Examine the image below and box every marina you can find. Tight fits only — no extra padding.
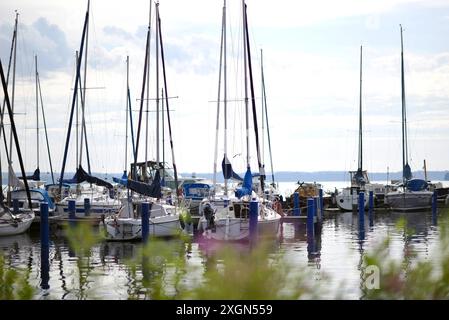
[1,0,449,301]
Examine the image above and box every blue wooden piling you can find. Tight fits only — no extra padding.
[319,189,324,221]
[368,190,374,227]
[84,198,91,217]
[249,200,259,243]
[68,199,76,228]
[293,192,300,216]
[40,202,50,289]
[141,202,150,243]
[313,197,318,218]
[358,192,365,230]
[12,198,19,214]
[432,190,438,224]
[40,202,49,247]
[307,198,315,239]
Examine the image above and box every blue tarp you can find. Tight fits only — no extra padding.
[406,178,428,192]
[235,167,253,198]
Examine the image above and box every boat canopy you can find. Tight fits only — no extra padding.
[183,183,211,200]
[61,166,113,189]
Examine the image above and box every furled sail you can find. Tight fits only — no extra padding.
[235,167,253,198]
[62,165,113,189]
[20,168,40,181]
[221,155,243,181]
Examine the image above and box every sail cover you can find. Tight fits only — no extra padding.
[20,168,40,181]
[222,155,243,181]
[113,170,128,186]
[127,169,162,198]
[62,166,113,189]
[235,167,253,199]
[403,163,412,181]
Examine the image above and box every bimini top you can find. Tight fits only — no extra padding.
[406,178,428,192]
[11,188,55,209]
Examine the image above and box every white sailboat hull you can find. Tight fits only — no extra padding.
[0,212,35,236]
[385,190,433,211]
[102,215,182,241]
[201,215,281,241]
[336,190,369,211]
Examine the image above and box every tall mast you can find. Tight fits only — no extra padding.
[145,2,152,181]
[37,66,55,183]
[162,88,165,183]
[260,49,264,169]
[125,56,130,172]
[358,45,363,172]
[213,0,225,193]
[156,1,160,171]
[1,59,33,210]
[59,1,89,195]
[244,3,264,193]
[75,52,79,170]
[400,24,410,182]
[8,12,18,198]
[223,0,228,195]
[242,0,250,169]
[133,10,151,180]
[261,49,276,186]
[35,55,39,170]
[158,4,179,197]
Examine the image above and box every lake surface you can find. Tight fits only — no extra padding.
[1,181,448,299]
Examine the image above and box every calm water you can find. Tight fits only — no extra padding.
[1,181,448,299]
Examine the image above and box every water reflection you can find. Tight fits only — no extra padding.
[0,207,447,299]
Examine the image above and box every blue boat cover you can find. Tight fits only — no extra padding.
[62,165,113,189]
[222,155,243,181]
[406,178,428,192]
[113,170,128,186]
[127,169,162,198]
[403,163,412,181]
[235,167,253,198]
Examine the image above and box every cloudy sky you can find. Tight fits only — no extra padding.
[1,0,449,178]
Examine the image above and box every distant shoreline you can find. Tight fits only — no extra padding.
[6,170,446,184]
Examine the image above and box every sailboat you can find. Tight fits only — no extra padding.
[0,53,35,236]
[10,55,57,221]
[102,1,182,241]
[55,1,121,220]
[336,46,386,211]
[384,25,433,211]
[199,0,281,241]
